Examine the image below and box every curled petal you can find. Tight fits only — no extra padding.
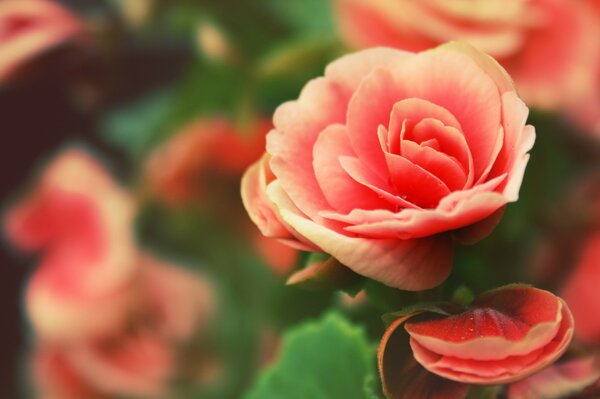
[405,285,574,384]
[268,181,453,291]
[241,154,292,238]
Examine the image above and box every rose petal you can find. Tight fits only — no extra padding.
[312,124,392,212]
[268,77,347,219]
[267,181,453,290]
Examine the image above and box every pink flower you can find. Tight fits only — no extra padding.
[379,285,574,397]
[333,0,600,110]
[0,0,85,82]
[145,118,268,206]
[508,355,600,399]
[562,232,600,345]
[4,149,139,340]
[242,43,535,290]
[32,255,215,399]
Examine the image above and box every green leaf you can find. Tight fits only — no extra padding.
[101,89,175,157]
[382,303,452,326]
[244,313,378,399]
[265,0,336,37]
[286,253,364,296]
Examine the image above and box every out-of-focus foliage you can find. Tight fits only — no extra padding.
[243,312,378,399]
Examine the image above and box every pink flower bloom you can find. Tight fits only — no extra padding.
[32,255,215,399]
[508,355,600,399]
[242,43,535,290]
[4,149,139,341]
[333,0,600,110]
[145,118,268,206]
[0,0,85,82]
[562,232,600,345]
[379,285,574,396]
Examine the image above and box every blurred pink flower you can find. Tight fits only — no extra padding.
[508,355,600,399]
[333,0,600,110]
[0,0,85,82]
[562,232,600,345]
[32,254,215,399]
[4,149,139,341]
[242,43,534,290]
[4,149,216,397]
[145,118,268,206]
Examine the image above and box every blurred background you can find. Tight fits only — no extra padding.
[2,0,600,398]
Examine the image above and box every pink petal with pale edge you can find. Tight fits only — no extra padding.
[267,77,346,219]
[240,154,291,238]
[312,124,391,213]
[322,174,507,239]
[267,181,453,290]
[405,286,563,360]
[407,287,574,385]
[346,47,503,181]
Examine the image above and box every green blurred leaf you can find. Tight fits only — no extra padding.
[102,61,248,158]
[265,0,336,37]
[244,313,378,399]
[102,89,175,157]
[451,285,475,306]
[381,303,451,326]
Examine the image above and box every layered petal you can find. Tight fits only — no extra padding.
[405,285,574,384]
[267,181,453,291]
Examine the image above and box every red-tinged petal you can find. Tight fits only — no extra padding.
[312,124,392,212]
[401,141,467,191]
[268,77,348,219]
[378,314,469,399]
[334,177,507,239]
[508,355,600,399]
[338,155,421,209]
[406,285,575,385]
[412,302,573,384]
[403,118,473,185]
[385,152,451,209]
[241,154,293,239]
[347,47,502,182]
[406,286,562,360]
[410,339,548,380]
[267,181,453,291]
[386,98,463,156]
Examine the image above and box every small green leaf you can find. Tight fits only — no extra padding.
[265,0,336,36]
[382,303,452,326]
[243,313,378,399]
[286,254,364,296]
[102,89,175,157]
